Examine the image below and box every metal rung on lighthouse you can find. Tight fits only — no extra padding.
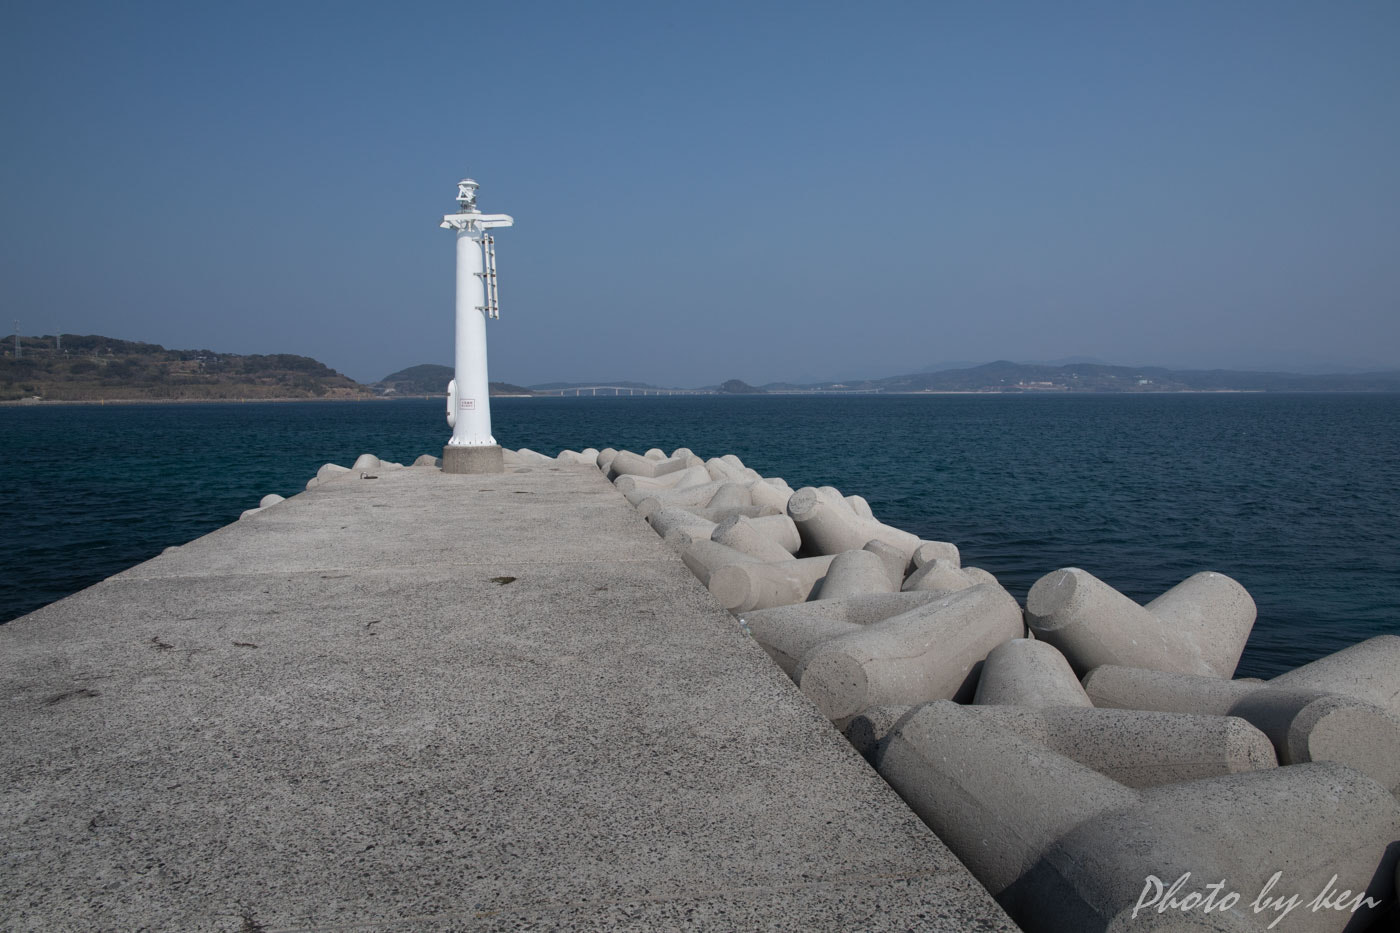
[475,234,500,319]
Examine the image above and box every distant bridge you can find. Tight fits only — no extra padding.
[762,387,886,395]
[533,385,713,397]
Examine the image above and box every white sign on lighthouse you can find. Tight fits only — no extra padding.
[439,175,514,473]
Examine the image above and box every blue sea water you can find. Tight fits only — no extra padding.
[3,394,1397,678]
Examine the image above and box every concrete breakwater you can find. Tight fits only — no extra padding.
[5,453,1023,932]
[307,442,1400,933]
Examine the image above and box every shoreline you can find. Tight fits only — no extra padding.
[0,395,388,407]
[14,389,1400,407]
[0,393,532,406]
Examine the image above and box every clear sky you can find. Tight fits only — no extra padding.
[4,1,1397,387]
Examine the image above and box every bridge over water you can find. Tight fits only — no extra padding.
[533,385,713,397]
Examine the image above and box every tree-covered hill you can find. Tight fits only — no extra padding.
[717,379,766,394]
[1,333,373,401]
[376,364,453,395]
[375,363,536,397]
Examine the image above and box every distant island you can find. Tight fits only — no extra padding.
[786,360,1400,394]
[510,362,1400,395]
[6,332,1399,403]
[375,364,535,398]
[0,334,371,402]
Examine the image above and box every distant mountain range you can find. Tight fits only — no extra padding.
[791,361,1400,394]
[384,360,1400,396]
[9,335,1399,403]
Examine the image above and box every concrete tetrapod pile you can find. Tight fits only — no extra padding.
[249,445,1399,933]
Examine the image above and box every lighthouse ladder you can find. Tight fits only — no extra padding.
[477,234,501,319]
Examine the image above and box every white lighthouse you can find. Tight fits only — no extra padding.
[440,175,514,473]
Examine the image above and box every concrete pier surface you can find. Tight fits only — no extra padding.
[0,464,1015,932]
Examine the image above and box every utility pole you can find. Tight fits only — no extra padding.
[13,321,19,359]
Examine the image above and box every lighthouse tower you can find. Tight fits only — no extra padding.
[440,175,514,474]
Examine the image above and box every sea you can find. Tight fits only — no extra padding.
[3,394,1397,678]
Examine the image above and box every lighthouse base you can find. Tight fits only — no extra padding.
[442,444,505,474]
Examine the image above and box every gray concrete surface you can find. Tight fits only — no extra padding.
[961,706,1279,788]
[786,486,922,561]
[903,558,982,595]
[746,478,794,514]
[741,591,946,630]
[870,702,1399,933]
[744,514,800,555]
[972,639,1093,708]
[679,537,760,585]
[1084,665,1400,792]
[797,583,1024,721]
[1026,568,1242,677]
[705,482,752,511]
[815,549,899,600]
[0,464,1016,933]
[861,539,908,589]
[707,554,836,613]
[709,514,793,563]
[912,540,961,570]
[1143,572,1256,678]
[442,444,505,474]
[607,450,686,480]
[744,616,863,681]
[1268,634,1400,719]
[647,506,718,542]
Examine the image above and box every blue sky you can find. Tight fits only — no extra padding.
[4,1,1397,386]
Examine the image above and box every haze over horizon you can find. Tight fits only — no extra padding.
[5,2,1397,387]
